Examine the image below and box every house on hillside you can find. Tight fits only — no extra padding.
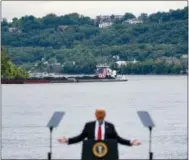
[181,54,188,59]
[8,27,21,33]
[43,61,48,65]
[113,15,124,20]
[95,14,124,25]
[123,18,143,24]
[96,15,111,22]
[112,55,120,60]
[116,61,127,67]
[99,22,113,28]
[57,25,68,31]
[116,59,138,67]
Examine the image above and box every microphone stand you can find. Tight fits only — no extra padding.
[48,127,53,160]
[149,127,153,160]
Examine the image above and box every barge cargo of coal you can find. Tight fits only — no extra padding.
[1,76,128,84]
[1,64,128,84]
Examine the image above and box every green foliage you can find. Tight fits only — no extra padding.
[148,6,188,23]
[138,13,148,22]
[118,61,185,75]
[1,7,188,74]
[1,47,28,78]
[123,13,136,20]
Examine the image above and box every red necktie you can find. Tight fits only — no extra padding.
[97,125,102,140]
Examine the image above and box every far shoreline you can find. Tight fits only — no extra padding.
[51,73,188,76]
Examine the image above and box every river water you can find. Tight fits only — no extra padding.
[2,75,187,159]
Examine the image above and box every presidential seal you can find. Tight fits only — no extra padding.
[92,142,108,158]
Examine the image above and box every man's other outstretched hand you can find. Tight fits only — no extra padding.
[58,137,68,144]
[131,139,141,146]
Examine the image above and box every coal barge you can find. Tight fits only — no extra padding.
[1,65,128,84]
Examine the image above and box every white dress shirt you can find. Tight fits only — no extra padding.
[95,120,105,140]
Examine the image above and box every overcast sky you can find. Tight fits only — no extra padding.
[2,1,187,21]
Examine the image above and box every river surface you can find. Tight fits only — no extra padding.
[2,75,187,159]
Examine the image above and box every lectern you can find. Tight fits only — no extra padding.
[47,111,65,160]
[82,139,118,160]
[137,111,155,160]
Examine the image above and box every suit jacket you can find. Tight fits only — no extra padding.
[68,121,132,146]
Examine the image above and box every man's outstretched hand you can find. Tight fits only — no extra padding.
[58,137,68,144]
[131,139,141,146]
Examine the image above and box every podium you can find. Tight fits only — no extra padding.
[82,139,118,160]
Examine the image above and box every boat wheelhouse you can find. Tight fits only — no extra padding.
[96,64,117,79]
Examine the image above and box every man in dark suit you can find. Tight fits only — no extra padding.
[58,109,141,146]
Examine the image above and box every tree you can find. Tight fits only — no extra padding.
[138,13,148,22]
[1,47,28,78]
[42,13,58,26]
[123,13,136,20]
[1,18,8,27]
[110,14,115,20]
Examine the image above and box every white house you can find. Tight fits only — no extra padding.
[181,54,188,59]
[124,18,143,24]
[97,15,123,22]
[8,27,21,33]
[116,59,138,67]
[114,15,123,19]
[116,61,127,67]
[112,55,120,60]
[132,59,138,64]
[99,22,113,28]
[43,61,48,65]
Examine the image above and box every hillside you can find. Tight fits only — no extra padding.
[1,7,188,74]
